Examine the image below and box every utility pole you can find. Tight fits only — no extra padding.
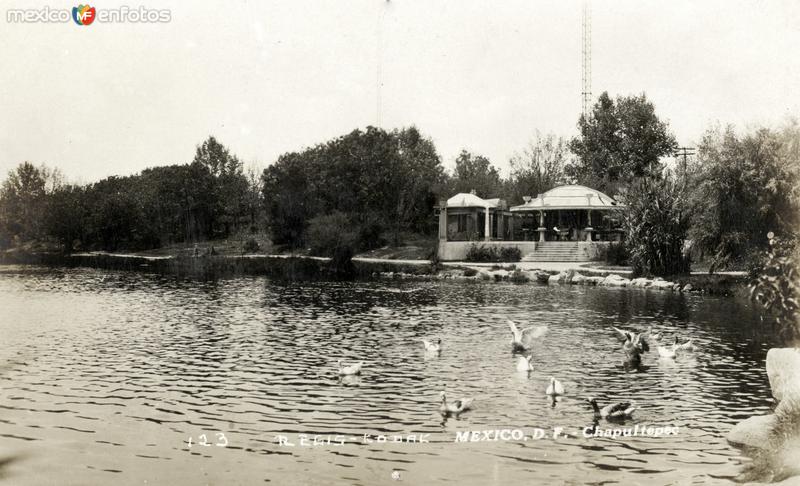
[675,146,695,175]
[675,146,696,195]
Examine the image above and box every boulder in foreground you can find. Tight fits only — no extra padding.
[727,414,778,449]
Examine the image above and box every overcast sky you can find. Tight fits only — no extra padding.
[1,0,798,183]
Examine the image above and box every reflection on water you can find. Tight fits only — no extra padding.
[0,266,778,485]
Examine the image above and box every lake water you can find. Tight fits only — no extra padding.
[0,266,778,485]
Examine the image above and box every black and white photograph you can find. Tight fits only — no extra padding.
[1,1,799,484]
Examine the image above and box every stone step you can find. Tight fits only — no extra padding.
[520,242,591,262]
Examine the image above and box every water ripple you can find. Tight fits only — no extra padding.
[0,266,777,485]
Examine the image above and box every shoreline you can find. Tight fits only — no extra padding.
[0,250,749,295]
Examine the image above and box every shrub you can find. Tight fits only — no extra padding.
[750,233,799,341]
[622,178,690,277]
[243,237,260,253]
[465,244,522,263]
[306,212,357,257]
[465,244,493,262]
[356,215,386,251]
[463,268,478,277]
[510,269,530,283]
[426,241,443,272]
[499,247,522,262]
[603,242,629,266]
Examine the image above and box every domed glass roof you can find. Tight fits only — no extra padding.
[510,185,621,211]
[446,192,501,209]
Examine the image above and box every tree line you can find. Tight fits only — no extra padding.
[1,91,798,282]
[0,137,260,252]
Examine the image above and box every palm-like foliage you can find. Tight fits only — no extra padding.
[621,176,690,277]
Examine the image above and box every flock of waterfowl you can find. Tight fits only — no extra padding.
[335,320,696,420]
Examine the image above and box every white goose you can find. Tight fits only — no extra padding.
[508,320,548,352]
[648,327,662,342]
[515,355,534,372]
[587,397,636,419]
[673,336,695,351]
[439,391,474,416]
[422,338,441,353]
[614,327,651,353]
[658,345,676,359]
[546,377,565,396]
[337,359,363,376]
[613,326,633,342]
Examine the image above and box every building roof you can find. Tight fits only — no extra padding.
[510,185,622,211]
[445,192,500,209]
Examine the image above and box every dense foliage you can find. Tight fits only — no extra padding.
[568,92,678,194]
[465,244,522,263]
[689,124,800,271]
[621,176,690,277]
[448,150,503,198]
[0,137,262,251]
[1,98,797,288]
[261,126,444,249]
[750,235,800,341]
[506,132,569,205]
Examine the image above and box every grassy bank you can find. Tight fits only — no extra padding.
[0,247,750,296]
[0,249,437,281]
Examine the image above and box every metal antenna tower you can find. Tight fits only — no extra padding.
[376,0,390,128]
[581,0,592,119]
[376,5,383,128]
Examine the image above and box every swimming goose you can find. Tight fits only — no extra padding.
[422,338,442,353]
[587,398,636,419]
[439,391,474,416]
[622,335,644,368]
[636,333,650,353]
[508,320,548,352]
[658,345,676,358]
[613,326,633,342]
[622,334,641,354]
[515,355,534,372]
[614,328,650,353]
[648,327,662,342]
[337,359,363,376]
[546,377,565,396]
[673,336,695,351]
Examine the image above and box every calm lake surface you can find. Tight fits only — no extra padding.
[0,266,778,485]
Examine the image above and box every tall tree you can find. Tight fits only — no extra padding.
[192,136,248,237]
[261,126,444,249]
[507,132,570,205]
[262,151,318,247]
[376,126,443,242]
[43,184,87,251]
[0,162,52,245]
[569,92,678,193]
[450,150,502,198]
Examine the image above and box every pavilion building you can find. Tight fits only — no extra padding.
[437,185,625,261]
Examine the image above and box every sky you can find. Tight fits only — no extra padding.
[1,0,799,183]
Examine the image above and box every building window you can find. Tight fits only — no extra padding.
[457,214,467,232]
